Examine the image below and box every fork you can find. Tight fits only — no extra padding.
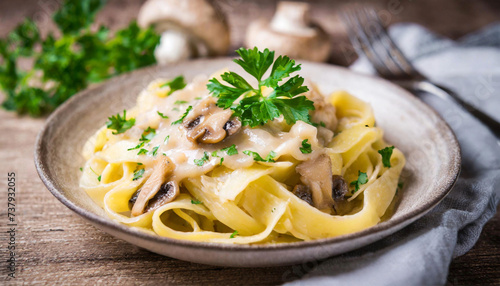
[341,5,500,139]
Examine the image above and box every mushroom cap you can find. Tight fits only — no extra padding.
[245,1,330,62]
[245,19,330,62]
[137,0,230,57]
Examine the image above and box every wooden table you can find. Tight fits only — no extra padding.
[1,0,499,284]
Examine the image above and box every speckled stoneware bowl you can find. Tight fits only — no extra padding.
[34,58,461,267]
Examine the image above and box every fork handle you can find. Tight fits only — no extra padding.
[404,80,500,139]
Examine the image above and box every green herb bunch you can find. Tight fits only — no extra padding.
[207,47,315,127]
[0,0,160,116]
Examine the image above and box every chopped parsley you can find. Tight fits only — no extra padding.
[106,110,135,134]
[89,166,101,181]
[171,105,192,125]
[172,107,180,112]
[211,151,220,157]
[79,167,83,172]
[128,141,145,151]
[140,127,156,142]
[149,146,159,156]
[219,157,224,165]
[243,150,277,163]
[164,135,170,144]
[160,75,187,95]
[230,230,239,238]
[350,171,368,193]
[195,97,202,100]
[378,146,395,168]
[191,199,202,205]
[137,148,148,155]
[320,121,326,127]
[194,152,210,166]
[132,168,145,181]
[221,144,238,156]
[299,139,312,154]
[206,47,315,127]
[157,111,169,119]
[174,100,188,105]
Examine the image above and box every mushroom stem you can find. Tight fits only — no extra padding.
[155,30,194,65]
[270,1,314,36]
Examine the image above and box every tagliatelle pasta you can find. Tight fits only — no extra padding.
[80,49,405,244]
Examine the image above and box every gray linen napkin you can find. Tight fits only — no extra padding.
[287,23,500,286]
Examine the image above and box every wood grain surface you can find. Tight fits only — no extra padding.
[1,0,499,285]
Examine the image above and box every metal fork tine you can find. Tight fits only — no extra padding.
[355,7,405,78]
[362,7,424,79]
[340,6,394,78]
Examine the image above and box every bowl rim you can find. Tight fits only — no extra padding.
[34,57,461,252]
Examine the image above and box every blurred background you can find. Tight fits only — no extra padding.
[1,0,499,67]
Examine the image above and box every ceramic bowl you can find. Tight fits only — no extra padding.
[34,59,461,267]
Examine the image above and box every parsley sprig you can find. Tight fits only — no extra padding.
[243,150,277,163]
[106,110,135,134]
[160,75,187,95]
[350,171,368,193]
[207,47,315,127]
[378,146,395,168]
[299,139,312,154]
[0,0,160,117]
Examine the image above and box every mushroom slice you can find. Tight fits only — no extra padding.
[144,181,179,213]
[131,156,177,216]
[292,184,313,206]
[183,97,241,144]
[295,154,335,211]
[304,83,338,132]
[332,175,348,201]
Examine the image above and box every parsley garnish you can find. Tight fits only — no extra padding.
[378,146,395,168]
[219,157,224,165]
[230,230,239,238]
[97,175,101,182]
[206,47,315,127]
[79,167,83,172]
[128,141,145,151]
[1,0,160,117]
[137,148,148,155]
[191,199,202,205]
[299,139,312,154]
[164,135,170,144]
[350,171,368,193]
[174,100,188,105]
[195,97,202,100]
[243,150,277,162]
[149,146,159,156]
[140,127,156,142]
[194,152,210,166]
[171,105,192,125]
[132,168,145,181]
[160,75,187,95]
[106,110,135,134]
[221,144,238,156]
[157,111,169,119]
[89,166,101,181]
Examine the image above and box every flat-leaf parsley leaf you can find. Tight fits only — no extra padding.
[378,146,395,168]
[106,110,135,134]
[350,171,368,193]
[299,139,312,154]
[207,47,315,127]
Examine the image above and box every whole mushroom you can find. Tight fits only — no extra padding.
[138,0,230,64]
[245,1,331,62]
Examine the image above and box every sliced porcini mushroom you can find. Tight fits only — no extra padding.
[295,154,348,213]
[131,156,178,216]
[332,175,348,200]
[292,184,313,206]
[295,154,335,210]
[138,0,230,64]
[182,97,241,144]
[245,1,330,62]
